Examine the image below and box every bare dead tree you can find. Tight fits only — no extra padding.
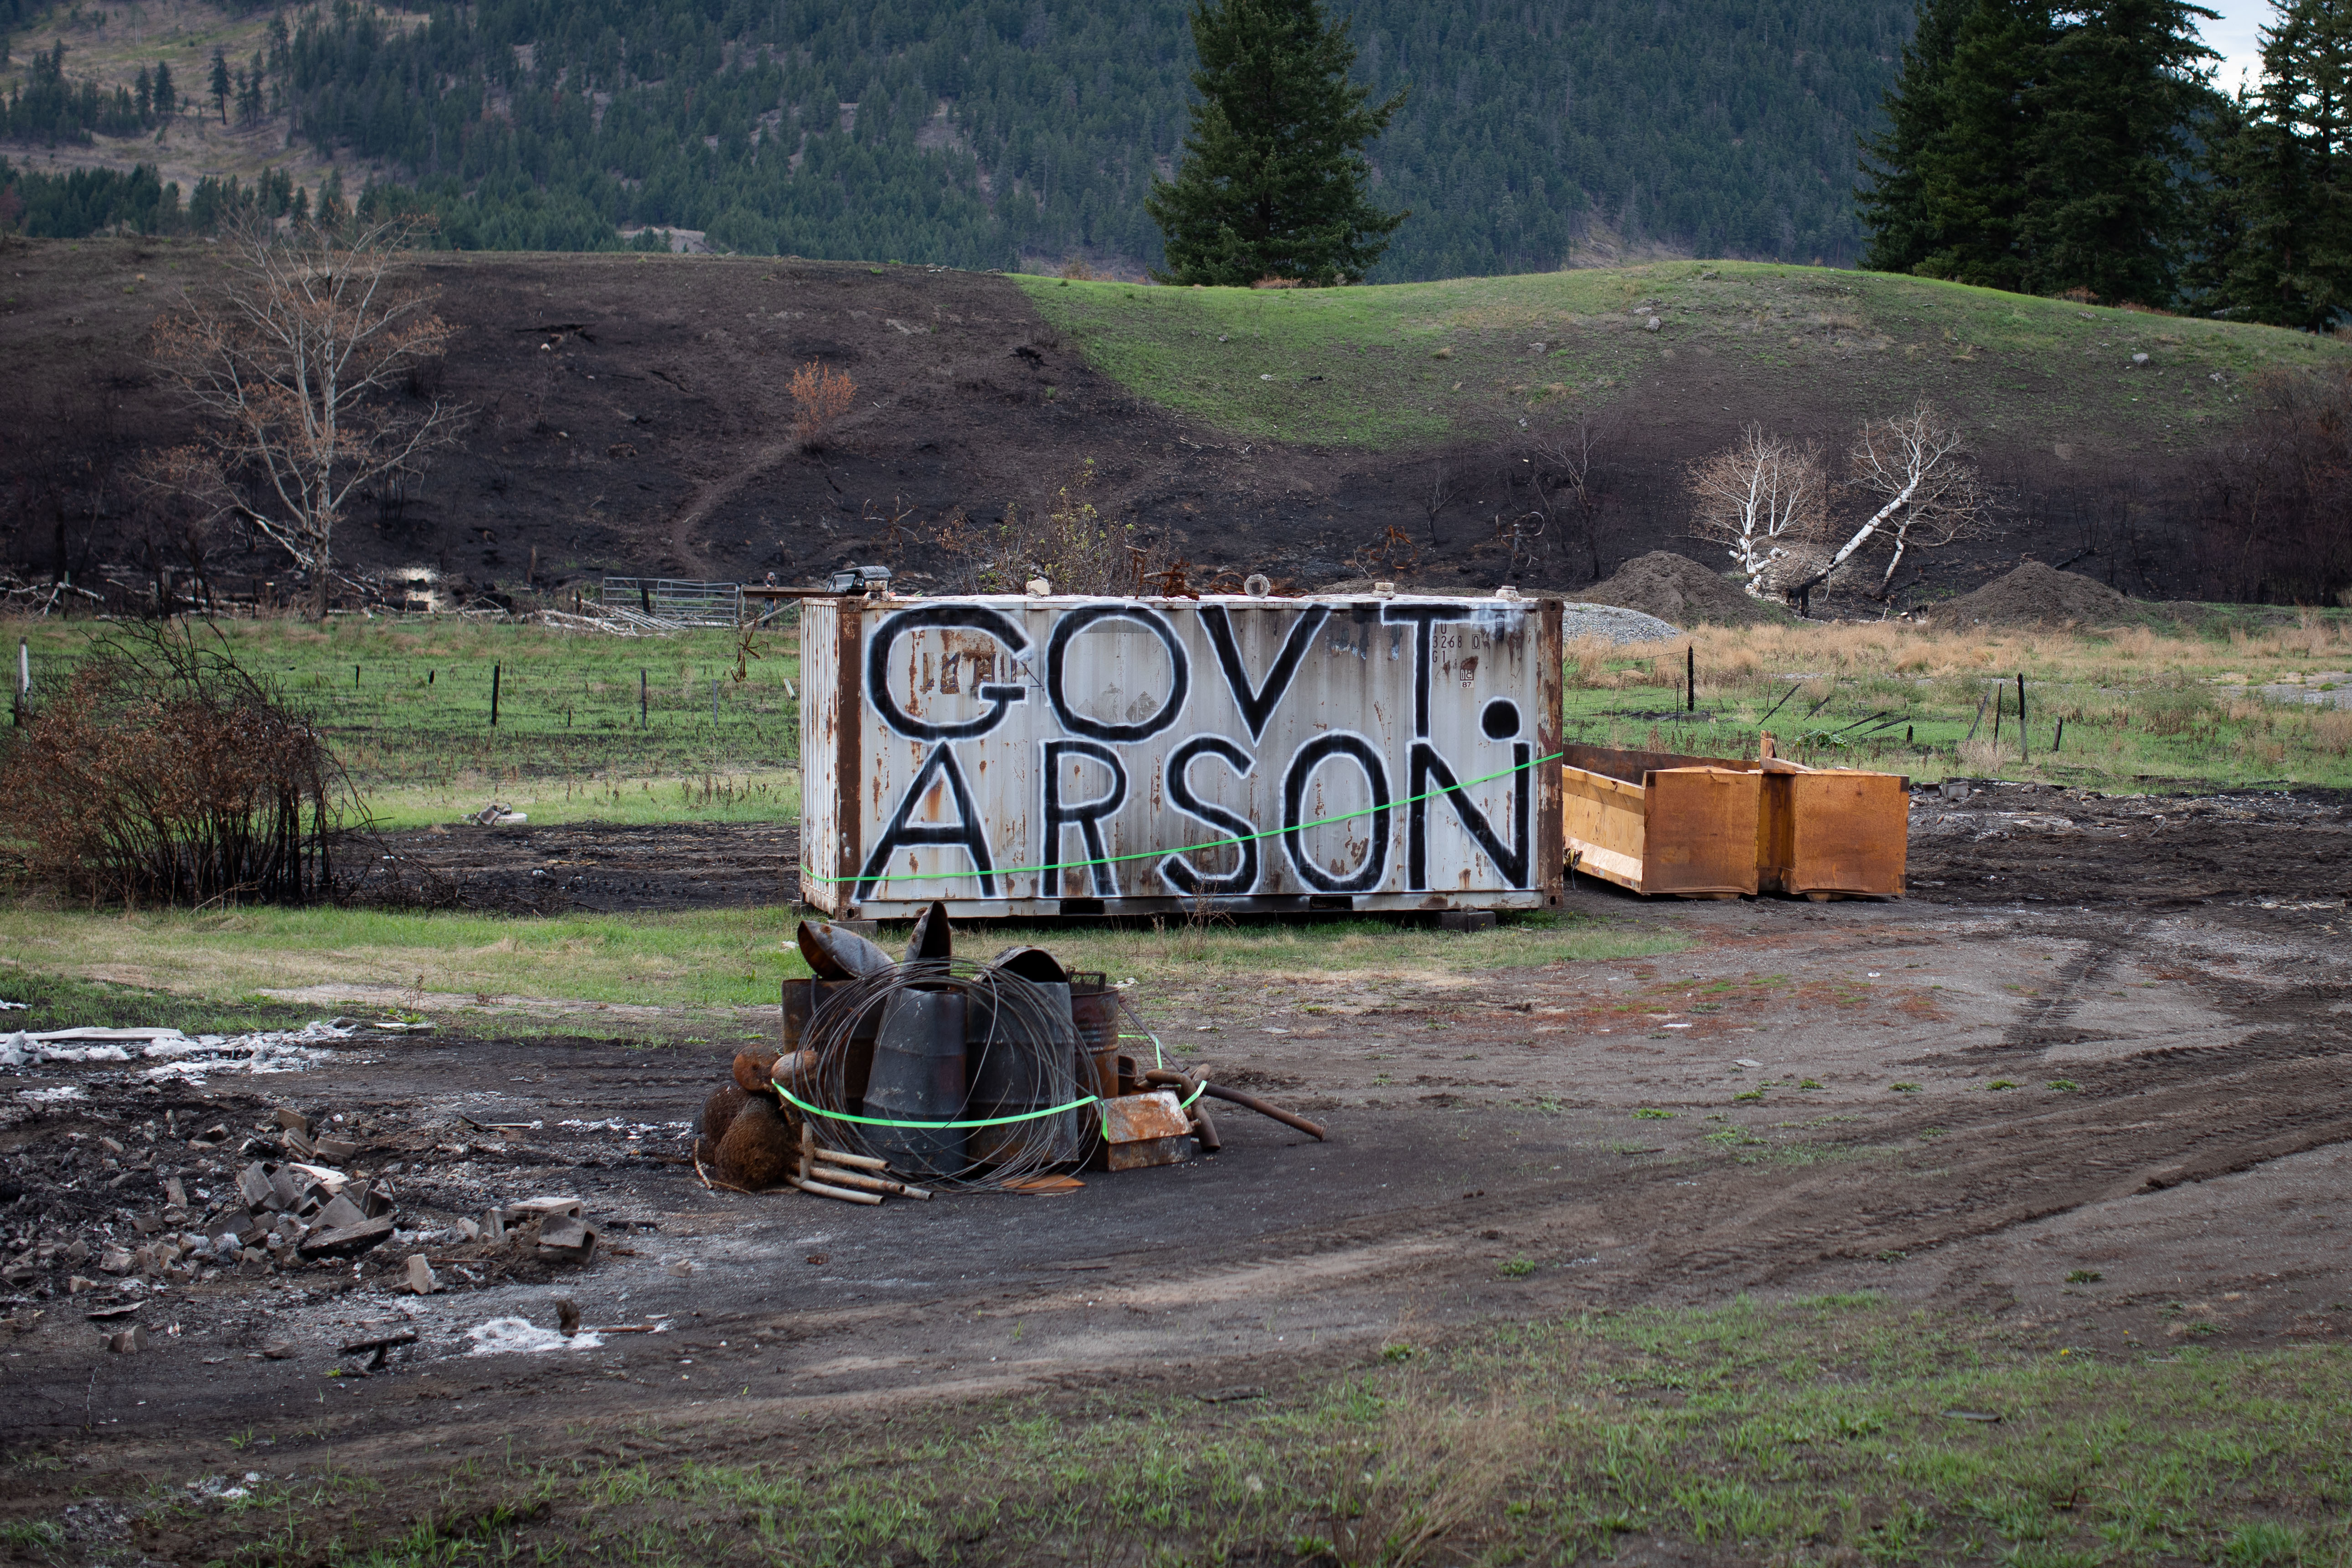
[1418,457,1459,545]
[1520,413,1611,583]
[148,217,466,619]
[1686,423,1828,598]
[1796,403,1983,601]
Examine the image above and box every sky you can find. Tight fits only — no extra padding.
[2202,0,2275,96]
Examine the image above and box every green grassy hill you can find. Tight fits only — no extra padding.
[1021,261,2352,459]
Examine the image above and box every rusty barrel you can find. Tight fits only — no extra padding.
[967,979,1083,1168]
[863,990,968,1177]
[1069,972,1121,1103]
[783,978,880,1110]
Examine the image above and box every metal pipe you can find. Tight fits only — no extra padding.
[1145,1070,1325,1141]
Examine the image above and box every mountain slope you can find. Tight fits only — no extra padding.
[6,242,2342,611]
[1,0,1912,275]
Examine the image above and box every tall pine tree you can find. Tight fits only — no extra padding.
[1858,0,2216,304]
[2191,0,2352,327]
[1147,0,1406,285]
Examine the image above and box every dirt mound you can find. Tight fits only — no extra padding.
[1927,562,2142,627]
[1568,552,1785,626]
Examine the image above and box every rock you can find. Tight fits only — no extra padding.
[480,1209,506,1245]
[2131,352,2150,365]
[238,1163,277,1209]
[163,1177,186,1208]
[68,1274,94,1294]
[716,1096,794,1189]
[261,1340,295,1360]
[666,1260,694,1278]
[99,1247,134,1275]
[312,1193,367,1232]
[314,1136,361,1162]
[556,1298,581,1336]
[402,1255,439,1295]
[456,1217,480,1243]
[1644,316,1661,331]
[295,1217,394,1260]
[535,1215,598,1264]
[107,1325,147,1354]
[701,1084,748,1145]
[274,1107,312,1138]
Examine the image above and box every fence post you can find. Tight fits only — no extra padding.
[640,669,648,730]
[12,638,25,726]
[491,663,501,727]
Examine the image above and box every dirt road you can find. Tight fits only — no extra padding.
[2,782,2347,1553]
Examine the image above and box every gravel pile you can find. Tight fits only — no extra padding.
[1559,601,1686,645]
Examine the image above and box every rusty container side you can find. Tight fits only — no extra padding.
[1560,764,1647,892]
[797,598,849,914]
[816,593,1560,918]
[1781,770,1909,897]
[1561,742,1756,782]
[1637,768,1763,896]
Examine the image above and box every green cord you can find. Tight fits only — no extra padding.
[775,1078,1207,1133]
[805,748,1563,885]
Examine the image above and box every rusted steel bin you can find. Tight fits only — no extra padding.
[1558,744,1906,900]
[799,592,1566,920]
[1759,768,1909,898]
[864,990,968,1177]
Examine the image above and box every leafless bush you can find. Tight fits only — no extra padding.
[934,460,1172,594]
[0,621,346,907]
[1687,423,1829,597]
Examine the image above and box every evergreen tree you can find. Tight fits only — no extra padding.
[1858,0,2215,303]
[1907,0,2052,290]
[2018,0,2217,303]
[1146,0,1406,285]
[1858,0,1977,274]
[2192,0,2352,327]
[152,59,175,119]
[209,48,231,124]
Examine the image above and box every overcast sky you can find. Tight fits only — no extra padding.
[2202,0,2276,96]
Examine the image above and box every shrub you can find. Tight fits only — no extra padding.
[788,360,856,450]
[0,623,345,907]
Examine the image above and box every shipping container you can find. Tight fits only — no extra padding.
[800,593,1566,919]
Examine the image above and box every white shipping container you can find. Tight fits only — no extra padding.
[800,593,1565,918]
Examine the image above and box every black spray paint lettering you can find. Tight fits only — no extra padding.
[1040,739,1127,897]
[1045,604,1190,742]
[867,604,1031,742]
[1198,603,1330,740]
[1157,736,1259,895]
[1283,732,1392,893]
[853,743,998,897]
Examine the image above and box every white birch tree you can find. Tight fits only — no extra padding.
[1686,423,1829,597]
[150,217,466,619]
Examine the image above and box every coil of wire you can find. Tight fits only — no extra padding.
[783,959,1096,1192]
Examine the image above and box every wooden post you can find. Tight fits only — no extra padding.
[2017,673,2028,763]
[490,663,501,727]
[640,669,648,729]
[1686,645,1695,712]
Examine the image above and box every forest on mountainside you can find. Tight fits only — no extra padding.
[0,0,1913,274]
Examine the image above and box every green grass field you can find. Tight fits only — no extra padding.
[1020,260,2352,453]
[129,1294,2352,1567]
[6,615,805,828]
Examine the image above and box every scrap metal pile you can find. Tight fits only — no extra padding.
[696,905,1325,1201]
